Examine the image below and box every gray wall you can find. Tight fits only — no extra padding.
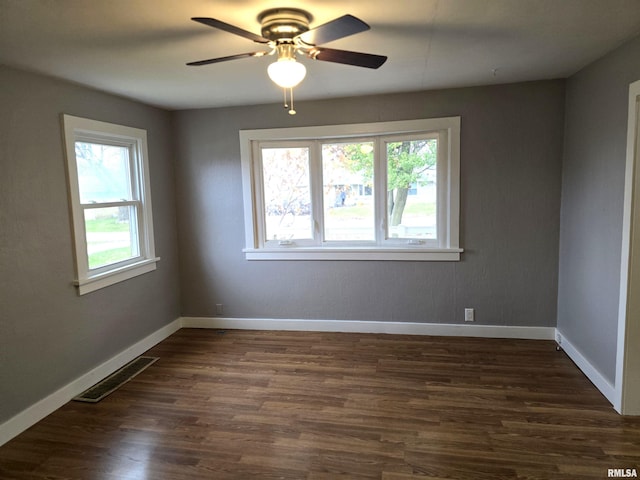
[557,35,640,384]
[0,66,181,423]
[174,80,565,326]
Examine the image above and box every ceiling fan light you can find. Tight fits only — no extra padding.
[267,58,307,88]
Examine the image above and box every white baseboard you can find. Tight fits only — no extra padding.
[0,318,182,447]
[556,329,616,404]
[181,316,556,340]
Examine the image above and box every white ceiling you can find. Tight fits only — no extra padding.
[1,0,640,111]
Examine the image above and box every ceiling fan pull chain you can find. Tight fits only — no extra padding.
[289,87,296,115]
[283,87,289,109]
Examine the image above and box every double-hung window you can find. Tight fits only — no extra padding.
[240,117,462,261]
[62,115,158,294]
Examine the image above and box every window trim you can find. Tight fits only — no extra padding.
[62,114,159,294]
[239,117,462,261]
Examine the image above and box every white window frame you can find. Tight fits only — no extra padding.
[257,141,317,248]
[240,117,462,261]
[62,115,159,294]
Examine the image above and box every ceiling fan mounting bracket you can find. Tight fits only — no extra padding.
[258,8,312,41]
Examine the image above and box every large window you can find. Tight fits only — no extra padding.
[62,115,158,294]
[240,118,461,261]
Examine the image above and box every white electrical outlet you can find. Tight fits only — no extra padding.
[464,308,475,322]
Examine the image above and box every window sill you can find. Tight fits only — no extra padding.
[243,248,462,261]
[75,257,161,295]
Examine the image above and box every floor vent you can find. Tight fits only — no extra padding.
[73,356,159,403]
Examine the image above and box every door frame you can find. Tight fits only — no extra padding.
[616,79,640,414]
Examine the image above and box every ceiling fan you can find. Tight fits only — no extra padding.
[187,8,387,114]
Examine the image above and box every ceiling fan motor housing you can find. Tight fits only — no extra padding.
[258,8,312,42]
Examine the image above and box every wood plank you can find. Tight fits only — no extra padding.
[1,329,639,479]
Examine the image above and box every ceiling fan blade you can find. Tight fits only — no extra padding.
[297,14,370,46]
[191,17,270,44]
[308,47,387,69]
[187,51,268,66]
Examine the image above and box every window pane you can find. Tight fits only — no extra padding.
[261,147,313,241]
[75,142,133,203]
[85,206,139,269]
[322,142,375,241]
[387,139,438,240]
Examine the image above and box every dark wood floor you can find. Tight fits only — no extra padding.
[1,329,640,479]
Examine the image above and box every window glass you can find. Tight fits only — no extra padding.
[261,146,313,241]
[322,142,375,241]
[84,206,139,270]
[386,138,438,240]
[75,142,133,203]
